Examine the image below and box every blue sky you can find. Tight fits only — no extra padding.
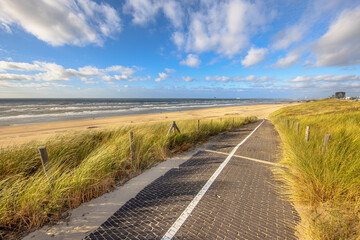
[0,0,360,98]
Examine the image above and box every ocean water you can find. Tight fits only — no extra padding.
[0,98,289,126]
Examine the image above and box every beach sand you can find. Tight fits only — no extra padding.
[0,102,295,148]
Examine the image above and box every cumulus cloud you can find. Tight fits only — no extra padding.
[312,6,360,66]
[288,74,360,82]
[124,0,268,56]
[273,51,301,68]
[106,65,137,76]
[182,76,194,82]
[0,60,42,72]
[0,0,121,46]
[124,0,182,27]
[272,25,305,50]
[205,75,273,83]
[155,72,170,82]
[241,47,267,67]
[0,60,142,85]
[184,0,267,56]
[165,68,176,73]
[271,0,348,51]
[180,54,201,67]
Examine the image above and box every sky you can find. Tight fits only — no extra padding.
[0,0,360,99]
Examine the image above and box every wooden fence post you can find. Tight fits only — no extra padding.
[129,131,134,164]
[305,126,310,142]
[220,118,222,124]
[38,147,53,186]
[286,119,289,128]
[210,119,213,127]
[296,122,300,134]
[166,121,181,137]
[291,121,294,129]
[323,134,331,151]
[197,120,200,133]
[38,147,50,173]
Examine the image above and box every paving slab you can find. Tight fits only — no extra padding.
[85,120,299,240]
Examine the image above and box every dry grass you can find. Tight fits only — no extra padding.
[0,116,255,239]
[271,99,360,240]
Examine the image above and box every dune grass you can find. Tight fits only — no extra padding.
[271,99,360,239]
[0,116,255,238]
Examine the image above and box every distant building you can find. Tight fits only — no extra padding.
[334,92,346,99]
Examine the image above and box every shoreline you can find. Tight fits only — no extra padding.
[0,102,295,148]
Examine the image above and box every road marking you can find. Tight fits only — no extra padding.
[203,149,286,168]
[161,120,265,240]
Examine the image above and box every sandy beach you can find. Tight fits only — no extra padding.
[0,102,294,148]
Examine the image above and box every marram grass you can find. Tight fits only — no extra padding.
[271,99,360,240]
[0,116,255,238]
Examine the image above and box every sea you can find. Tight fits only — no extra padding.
[0,98,291,126]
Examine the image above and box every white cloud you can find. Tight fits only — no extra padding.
[273,51,301,68]
[312,6,360,66]
[0,81,67,88]
[241,47,267,67]
[124,0,268,56]
[123,0,160,25]
[272,25,305,50]
[271,0,348,51]
[184,0,267,56]
[205,75,273,83]
[0,0,121,46]
[106,65,136,76]
[288,74,360,82]
[0,60,42,72]
[0,60,143,85]
[288,76,313,82]
[124,0,182,28]
[182,76,194,82]
[155,72,169,82]
[0,73,34,81]
[172,31,185,49]
[165,68,176,73]
[161,0,183,28]
[180,54,201,67]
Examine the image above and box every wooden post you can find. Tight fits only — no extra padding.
[38,147,53,186]
[291,121,294,129]
[286,119,289,128]
[296,122,300,134]
[197,120,200,133]
[129,131,134,164]
[323,134,331,151]
[220,118,222,124]
[305,126,310,142]
[210,119,213,127]
[166,121,181,137]
[38,146,50,173]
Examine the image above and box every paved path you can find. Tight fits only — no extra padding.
[85,120,299,240]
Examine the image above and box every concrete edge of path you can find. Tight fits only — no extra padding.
[22,128,241,240]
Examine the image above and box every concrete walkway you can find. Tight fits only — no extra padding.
[84,120,299,240]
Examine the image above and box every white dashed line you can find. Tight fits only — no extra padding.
[161,120,265,240]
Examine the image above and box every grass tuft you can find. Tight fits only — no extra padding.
[0,116,255,238]
[271,99,360,240]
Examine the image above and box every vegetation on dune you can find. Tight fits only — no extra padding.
[271,99,360,240]
[0,116,255,238]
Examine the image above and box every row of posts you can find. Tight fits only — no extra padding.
[279,117,331,151]
[38,117,246,175]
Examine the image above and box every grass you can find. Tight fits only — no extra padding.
[271,99,360,240]
[0,116,255,238]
